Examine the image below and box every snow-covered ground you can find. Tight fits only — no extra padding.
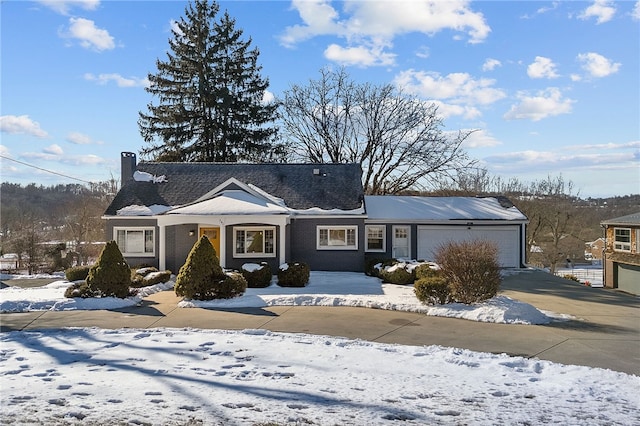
[1,272,638,425]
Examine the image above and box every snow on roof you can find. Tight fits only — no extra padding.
[133,170,167,183]
[116,204,173,216]
[166,190,290,215]
[365,196,527,222]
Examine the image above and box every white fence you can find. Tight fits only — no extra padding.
[554,267,603,286]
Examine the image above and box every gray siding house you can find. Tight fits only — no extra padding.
[104,153,528,273]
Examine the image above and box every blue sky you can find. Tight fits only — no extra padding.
[1,0,638,198]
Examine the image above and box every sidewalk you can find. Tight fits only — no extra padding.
[1,270,638,375]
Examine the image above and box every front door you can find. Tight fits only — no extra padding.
[200,227,221,257]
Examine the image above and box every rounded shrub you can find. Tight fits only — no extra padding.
[216,272,248,299]
[414,273,451,305]
[86,241,132,298]
[65,265,91,282]
[435,240,501,304]
[64,281,94,298]
[414,262,440,280]
[379,262,416,285]
[277,262,310,287]
[242,262,272,288]
[365,258,397,277]
[175,235,237,300]
[131,267,171,288]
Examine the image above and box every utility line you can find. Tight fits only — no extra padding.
[0,154,93,184]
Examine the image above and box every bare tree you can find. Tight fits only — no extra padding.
[279,68,476,194]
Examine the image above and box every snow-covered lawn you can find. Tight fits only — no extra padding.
[1,271,637,425]
[1,271,566,324]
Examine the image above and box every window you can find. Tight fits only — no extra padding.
[114,227,155,256]
[234,227,275,257]
[317,226,358,250]
[365,225,386,252]
[392,226,410,258]
[614,228,631,252]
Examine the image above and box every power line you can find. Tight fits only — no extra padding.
[0,154,93,184]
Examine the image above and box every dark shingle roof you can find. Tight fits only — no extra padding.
[601,212,640,226]
[105,162,364,215]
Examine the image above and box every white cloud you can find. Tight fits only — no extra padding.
[394,70,506,106]
[324,43,395,67]
[503,88,574,121]
[430,101,481,120]
[63,17,115,51]
[0,115,49,138]
[527,56,559,79]
[482,58,501,72]
[578,0,616,24]
[633,1,640,20]
[462,129,502,148]
[66,132,93,145]
[84,73,149,87]
[577,52,621,78]
[0,144,10,156]
[43,144,64,155]
[60,154,108,166]
[37,0,100,15]
[280,1,490,67]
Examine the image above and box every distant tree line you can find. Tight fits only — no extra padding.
[0,182,115,273]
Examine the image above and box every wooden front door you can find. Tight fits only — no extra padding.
[200,227,221,257]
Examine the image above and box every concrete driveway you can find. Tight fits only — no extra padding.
[1,270,638,375]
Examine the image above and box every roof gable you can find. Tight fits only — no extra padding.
[105,162,364,216]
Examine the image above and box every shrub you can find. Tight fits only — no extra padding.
[435,240,501,304]
[65,265,91,282]
[216,272,248,299]
[277,262,310,287]
[242,262,273,288]
[86,241,132,298]
[415,262,440,280]
[365,258,397,277]
[64,281,94,298]
[562,274,580,282]
[175,235,238,300]
[378,262,416,285]
[131,267,171,288]
[414,273,451,305]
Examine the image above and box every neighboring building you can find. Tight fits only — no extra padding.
[584,237,605,262]
[104,152,528,274]
[601,213,640,295]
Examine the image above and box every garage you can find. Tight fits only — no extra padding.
[615,263,640,295]
[417,225,522,268]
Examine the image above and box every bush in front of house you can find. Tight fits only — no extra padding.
[65,265,91,282]
[414,271,451,305]
[216,272,248,299]
[365,258,398,277]
[175,235,243,300]
[131,267,172,288]
[277,262,310,287]
[64,281,95,298]
[378,261,417,285]
[241,262,273,288]
[435,240,501,304]
[85,241,132,298]
[414,262,440,280]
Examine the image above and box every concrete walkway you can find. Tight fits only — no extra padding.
[1,270,638,375]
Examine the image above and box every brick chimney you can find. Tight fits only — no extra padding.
[121,152,136,185]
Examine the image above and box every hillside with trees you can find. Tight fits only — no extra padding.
[0,182,115,273]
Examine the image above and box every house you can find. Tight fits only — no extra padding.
[103,152,528,274]
[601,213,640,295]
[584,237,605,263]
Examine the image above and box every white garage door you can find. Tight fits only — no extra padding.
[417,225,521,268]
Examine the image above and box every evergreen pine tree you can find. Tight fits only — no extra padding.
[86,241,131,298]
[139,0,280,162]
